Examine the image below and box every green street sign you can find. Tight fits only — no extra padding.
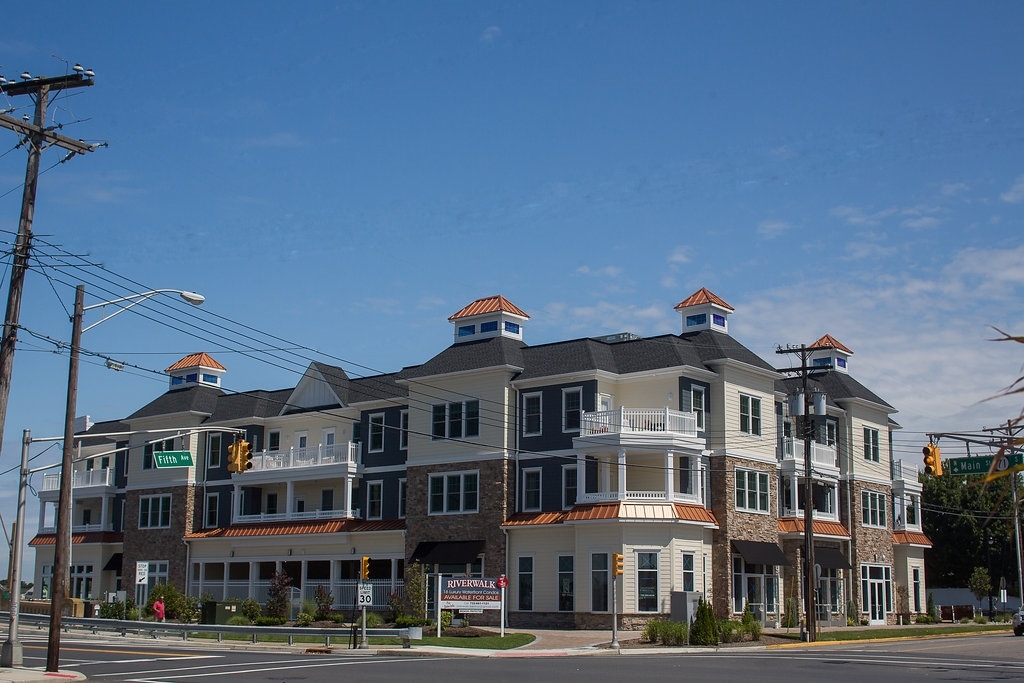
[154,450,194,468]
[946,453,1024,476]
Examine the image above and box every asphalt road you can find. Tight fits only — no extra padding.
[18,631,1024,682]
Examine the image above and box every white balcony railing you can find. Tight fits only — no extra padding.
[581,490,702,504]
[40,468,115,492]
[581,407,698,438]
[235,508,359,524]
[891,459,918,483]
[249,442,359,472]
[778,438,837,468]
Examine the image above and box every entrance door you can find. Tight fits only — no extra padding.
[869,581,885,623]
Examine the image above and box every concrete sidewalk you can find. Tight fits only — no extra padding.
[0,668,84,682]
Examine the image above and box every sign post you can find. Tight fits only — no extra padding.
[496,575,508,637]
[357,582,372,648]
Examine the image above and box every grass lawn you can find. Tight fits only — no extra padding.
[770,623,1012,643]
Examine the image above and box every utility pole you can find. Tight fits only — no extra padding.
[777,343,830,642]
[0,68,98,464]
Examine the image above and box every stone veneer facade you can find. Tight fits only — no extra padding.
[121,484,198,593]
[847,479,897,624]
[709,455,781,620]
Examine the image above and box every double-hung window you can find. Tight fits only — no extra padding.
[523,393,542,436]
[861,490,887,528]
[562,465,578,509]
[691,386,705,430]
[368,413,385,452]
[562,388,582,432]
[139,494,171,529]
[739,394,762,436]
[205,493,218,528]
[428,471,479,514]
[142,439,174,470]
[863,427,880,462]
[432,401,480,439]
[367,481,383,519]
[735,468,770,513]
[522,468,542,511]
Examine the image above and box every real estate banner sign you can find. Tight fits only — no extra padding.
[439,577,502,611]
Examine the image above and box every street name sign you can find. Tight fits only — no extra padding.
[946,453,1024,476]
[154,450,194,468]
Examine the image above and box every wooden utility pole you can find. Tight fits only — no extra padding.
[0,70,98,464]
[777,343,831,642]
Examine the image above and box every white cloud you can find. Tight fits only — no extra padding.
[1000,175,1024,203]
[239,132,305,149]
[941,182,970,197]
[900,215,940,229]
[830,205,898,226]
[480,26,502,44]
[576,265,622,277]
[757,220,791,238]
[668,247,690,264]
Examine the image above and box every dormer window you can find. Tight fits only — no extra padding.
[458,325,475,337]
[712,314,726,327]
[164,352,226,390]
[674,288,733,335]
[686,314,706,327]
[504,321,520,334]
[480,321,498,333]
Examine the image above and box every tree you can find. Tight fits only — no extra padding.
[968,566,992,605]
[265,569,293,619]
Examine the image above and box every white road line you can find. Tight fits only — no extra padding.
[113,656,451,681]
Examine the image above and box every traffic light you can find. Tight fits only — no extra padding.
[923,443,943,476]
[226,440,240,473]
[239,439,253,472]
[612,552,624,577]
[361,556,371,580]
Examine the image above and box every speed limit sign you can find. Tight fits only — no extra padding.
[358,582,373,607]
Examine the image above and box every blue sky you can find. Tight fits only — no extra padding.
[1,1,1023,573]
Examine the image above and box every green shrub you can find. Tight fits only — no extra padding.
[99,600,126,620]
[689,598,719,646]
[973,614,989,624]
[301,600,317,619]
[330,612,347,624]
[295,612,313,627]
[440,610,453,630]
[240,598,262,623]
[313,585,334,621]
[365,611,383,628]
[255,616,287,626]
[642,618,663,643]
[395,614,430,627]
[642,618,688,645]
[719,619,740,643]
[126,606,140,620]
[914,612,936,624]
[226,615,250,626]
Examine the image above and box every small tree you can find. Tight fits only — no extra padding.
[689,597,719,646]
[313,584,334,621]
[968,566,992,607]
[403,561,426,621]
[265,569,293,619]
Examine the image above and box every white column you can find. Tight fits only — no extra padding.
[617,448,627,500]
[232,483,242,523]
[345,476,354,517]
[576,453,585,503]
[100,495,111,531]
[665,450,675,501]
[286,481,295,518]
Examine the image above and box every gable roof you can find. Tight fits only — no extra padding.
[448,295,529,321]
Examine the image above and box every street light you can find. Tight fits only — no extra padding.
[45,285,204,672]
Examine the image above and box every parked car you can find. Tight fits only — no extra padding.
[1013,609,1024,636]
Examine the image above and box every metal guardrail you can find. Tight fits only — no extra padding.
[11,612,418,648]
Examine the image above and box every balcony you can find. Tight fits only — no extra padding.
[41,467,115,492]
[248,442,360,474]
[778,438,838,475]
[581,407,698,438]
[235,507,360,524]
[581,489,701,504]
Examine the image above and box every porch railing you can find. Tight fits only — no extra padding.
[581,407,698,438]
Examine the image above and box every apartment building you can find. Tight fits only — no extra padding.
[30,288,928,627]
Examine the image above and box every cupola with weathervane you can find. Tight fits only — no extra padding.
[448,295,529,343]
[808,334,852,374]
[165,352,226,389]
[674,287,733,334]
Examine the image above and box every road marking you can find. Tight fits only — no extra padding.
[113,656,452,681]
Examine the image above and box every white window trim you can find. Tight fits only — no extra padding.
[739,393,762,437]
[428,470,480,515]
[863,427,880,462]
[368,413,386,453]
[398,478,407,518]
[523,392,543,436]
[691,386,705,430]
[861,490,887,528]
[208,433,222,469]
[139,494,171,529]
[205,492,219,528]
[562,387,583,433]
[735,467,770,514]
[522,467,542,511]
[367,481,383,519]
[399,410,409,450]
[562,464,578,510]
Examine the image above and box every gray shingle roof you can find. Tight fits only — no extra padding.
[128,385,223,420]
[777,371,895,412]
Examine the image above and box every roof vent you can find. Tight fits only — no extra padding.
[595,332,641,344]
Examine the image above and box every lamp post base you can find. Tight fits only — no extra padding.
[1,640,23,667]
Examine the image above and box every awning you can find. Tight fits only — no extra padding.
[814,546,852,570]
[103,552,123,572]
[732,540,789,566]
[410,540,485,565]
